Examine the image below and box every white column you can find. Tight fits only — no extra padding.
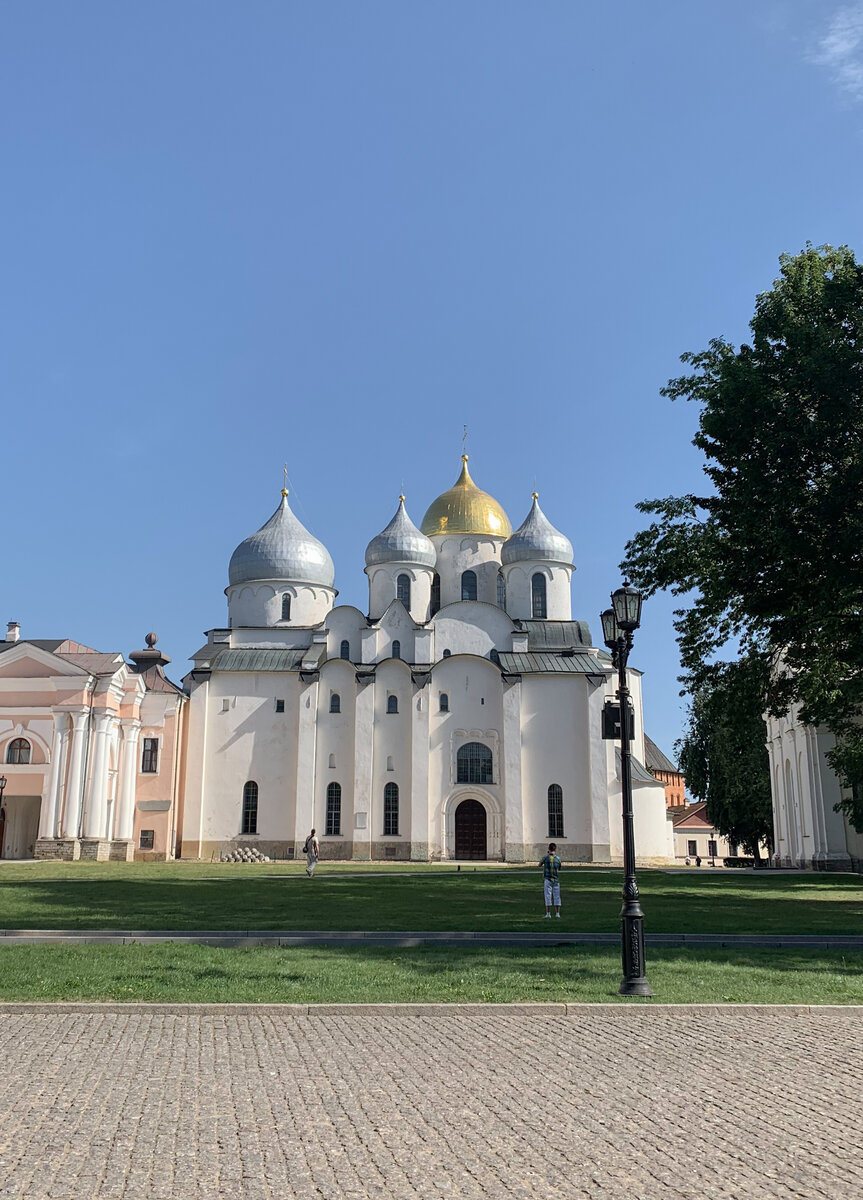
[502,679,524,861]
[39,712,70,839]
[115,721,141,841]
[353,681,375,857]
[293,679,319,848]
[409,684,430,859]
[82,712,113,839]
[60,709,90,838]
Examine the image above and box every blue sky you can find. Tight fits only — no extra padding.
[2,1,861,759]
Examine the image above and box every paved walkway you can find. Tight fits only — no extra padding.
[1,928,860,947]
[0,1005,860,1199]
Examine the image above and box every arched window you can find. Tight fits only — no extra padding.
[330,693,341,714]
[326,782,341,836]
[281,594,291,621]
[6,737,30,765]
[456,742,493,784]
[442,648,451,658]
[439,692,449,712]
[242,781,258,835]
[430,573,441,616]
[548,784,564,838]
[328,753,336,769]
[497,571,506,609]
[387,695,398,714]
[461,570,477,601]
[384,782,399,836]
[490,649,500,665]
[532,573,547,618]
[340,640,350,661]
[386,755,394,771]
[392,640,401,660]
[397,574,411,608]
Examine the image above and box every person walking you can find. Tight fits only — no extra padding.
[303,828,319,877]
[540,842,562,918]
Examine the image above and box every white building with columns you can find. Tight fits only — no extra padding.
[0,625,185,861]
[766,702,863,871]
[180,457,672,863]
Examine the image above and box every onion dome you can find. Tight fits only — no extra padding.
[502,493,573,566]
[420,456,512,538]
[365,496,436,568]
[229,490,335,587]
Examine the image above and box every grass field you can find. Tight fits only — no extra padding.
[0,943,860,1004]
[0,860,861,934]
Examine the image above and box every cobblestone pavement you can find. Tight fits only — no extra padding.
[0,1006,860,1199]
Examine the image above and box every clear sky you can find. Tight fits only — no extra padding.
[2,1,861,760]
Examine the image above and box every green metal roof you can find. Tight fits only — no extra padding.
[208,648,307,672]
[495,651,605,675]
[514,620,593,650]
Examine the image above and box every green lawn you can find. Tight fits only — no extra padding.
[0,943,860,1004]
[0,860,861,934]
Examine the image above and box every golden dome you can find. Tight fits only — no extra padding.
[420,456,512,538]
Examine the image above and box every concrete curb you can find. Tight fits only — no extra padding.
[0,1001,861,1015]
[1,929,861,948]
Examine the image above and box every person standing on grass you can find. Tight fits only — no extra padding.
[540,842,562,918]
[303,828,319,877]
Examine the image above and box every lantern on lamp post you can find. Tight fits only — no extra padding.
[601,583,652,997]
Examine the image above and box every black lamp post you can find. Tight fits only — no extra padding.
[601,584,653,997]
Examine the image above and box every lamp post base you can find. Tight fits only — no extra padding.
[619,976,654,997]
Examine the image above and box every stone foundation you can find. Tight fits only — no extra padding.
[109,840,135,863]
[79,838,111,862]
[34,838,80,861]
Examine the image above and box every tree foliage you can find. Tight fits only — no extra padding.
[622,245,863,827]
[676,658,774,858]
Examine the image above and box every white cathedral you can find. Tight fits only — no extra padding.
[179,456,672,863]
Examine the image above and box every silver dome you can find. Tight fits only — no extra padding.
[365,497,437,568]
[501,494,574,566]
[229,493,335,587]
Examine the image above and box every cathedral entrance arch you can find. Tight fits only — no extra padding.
[443,788,503,861]
[454,799,487,860]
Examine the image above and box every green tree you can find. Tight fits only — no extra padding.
[676,658,773,860]
[623,245,863,827]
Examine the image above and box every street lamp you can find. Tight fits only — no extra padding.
[601,583,653,997]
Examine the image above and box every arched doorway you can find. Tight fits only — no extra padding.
[454,798,487,860]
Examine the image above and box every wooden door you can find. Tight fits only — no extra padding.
[454,798,487,860]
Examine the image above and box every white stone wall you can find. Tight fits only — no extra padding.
[431,535,506,608]
[501,562,573,621]
[227,580,336,628]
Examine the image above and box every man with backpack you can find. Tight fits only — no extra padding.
[303,828,319,876]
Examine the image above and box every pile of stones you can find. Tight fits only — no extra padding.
[220,846,271,863]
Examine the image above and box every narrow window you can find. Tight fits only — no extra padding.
[531,573,547,618]
[141,737,159,773]
[330,693,341,714]
[281,594,291,621]
[708,839,718,858]
[221,698,231,712]
[386,755,394,771]
[439,692,449,712]
[6,737,31,765]
[497,571,506,609]
[397,574,411,608]
[430,573,441,616]
[328,753,336,769]
[139,829,155,850]
[392,640,401,660]
[456,742,493,784]
[242,781,258,835]
[340,639,350,661]
[490,649,500,665]
[442,648,451,658]
[384,782,399,836]
[326,782,341,836]
[387,695,398,714]
[275,699,285,713]
[461,570,477,601]
[548,784,564,838]
[687,840,697,857]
